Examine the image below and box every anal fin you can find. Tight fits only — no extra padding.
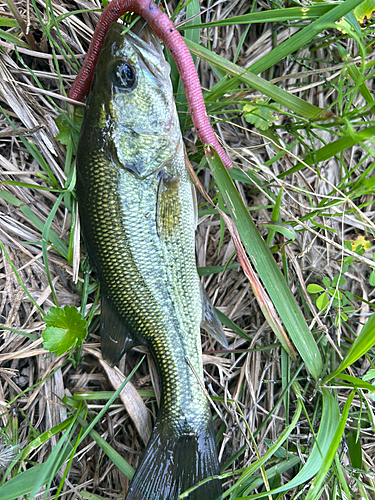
[100,292,137,366]
[201,287,228,348]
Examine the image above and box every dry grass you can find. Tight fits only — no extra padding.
[0,0,375,499]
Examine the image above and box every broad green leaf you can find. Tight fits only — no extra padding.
[0,464,45,500]
[42,305,87,355]
[206,148,323,379]
[350,236,372,253]
[332,275,346,287]
[322,277,331,288]
[354,0,375,23]
[307,284,325,294]
[316,293,329,311]
[55,112,83,149]
[327,289,343,299]
[324,312,375,383]
[363,369,375,382]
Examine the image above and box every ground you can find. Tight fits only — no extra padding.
[0,0,375,499]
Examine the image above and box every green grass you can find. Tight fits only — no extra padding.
[0,0,375,499]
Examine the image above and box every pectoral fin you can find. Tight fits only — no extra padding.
[100,292,137,366]
[201,287,228,348]
[156,171,181,239]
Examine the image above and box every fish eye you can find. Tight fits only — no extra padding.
[109,61,137,91]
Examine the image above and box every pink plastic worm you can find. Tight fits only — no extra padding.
[68,0,233,169]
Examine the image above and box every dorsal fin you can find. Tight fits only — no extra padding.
[191,183,198,229]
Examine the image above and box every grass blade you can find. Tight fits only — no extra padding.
[77,417,135,480]
[225,382,303,498]
[323,313,375,383]
[233,388,340,499]
[248,0,365,75]
[185,39,330,120]
[0,464,45,500]
[279,125,375,179]
[205,147,323,379]
[304,392,355,500]
[182,5,340,29]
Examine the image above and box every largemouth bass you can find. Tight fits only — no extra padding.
[76,22,226,500]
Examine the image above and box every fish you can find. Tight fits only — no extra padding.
[75,22,227,500]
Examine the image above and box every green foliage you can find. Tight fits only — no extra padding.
[42,305,87,355]
[342,238,373,275]
[307,275,355,326]
[55,111,83,150]
[353,0,375,23]
[243,98,280,131]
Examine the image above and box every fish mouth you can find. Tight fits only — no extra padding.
[131,20,162,50]
[123,22,170,82]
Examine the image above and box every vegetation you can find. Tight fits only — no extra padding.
[0,0,374,498]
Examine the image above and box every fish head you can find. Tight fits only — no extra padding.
[88,22,182,178]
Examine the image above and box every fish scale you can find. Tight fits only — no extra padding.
[117,171,205,421]
[76,22,222,500]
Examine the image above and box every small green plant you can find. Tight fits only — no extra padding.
[342,236,373,273]
[242,98,280,131]
[307,275,355,327]
[42,305,87,357]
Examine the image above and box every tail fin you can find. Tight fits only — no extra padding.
[125,416,222,500]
